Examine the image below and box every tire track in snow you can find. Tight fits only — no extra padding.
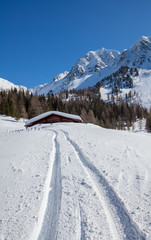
[30,132,62,240]
[61,130,146,240]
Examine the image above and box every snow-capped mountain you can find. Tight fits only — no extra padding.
[31,71,69,95]
[33,49,121,95]
[0,77,27,92]
[1,36,151,108]
[32,36,151,108]
[118,36,151,68]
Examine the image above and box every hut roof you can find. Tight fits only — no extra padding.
[25,111,82,127]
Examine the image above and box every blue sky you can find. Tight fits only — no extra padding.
[0,0,151,88]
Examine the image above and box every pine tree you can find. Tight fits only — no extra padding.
[146,114,151,132]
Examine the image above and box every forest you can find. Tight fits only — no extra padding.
[0,87,151,132]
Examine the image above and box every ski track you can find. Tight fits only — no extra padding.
[34,131,62,240]
[52,130,82,240]
[61,130,121,240]
[60,130,146,240]
[63,132,121,240]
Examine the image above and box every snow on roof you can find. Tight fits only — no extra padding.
[25,111,82,126]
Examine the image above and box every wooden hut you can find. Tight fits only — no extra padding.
[25,111,82,127]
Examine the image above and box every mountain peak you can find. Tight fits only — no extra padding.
[130,36,151,51]
[2,35,151,105]
[139,35,151,42]
[31,36,151,95]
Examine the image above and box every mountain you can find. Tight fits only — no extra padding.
[0,77,28,92]
[119,36,151,68]
[1,36,151,108]
[31,71,69,95]
[33,49,121,95]
[95,65,151,109]
[33,36,151,108]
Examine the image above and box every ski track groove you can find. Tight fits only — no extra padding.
[38,131,62,240]
[61,130,121,240]
[61,130,146,240]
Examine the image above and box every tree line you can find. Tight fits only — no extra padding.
[0,88,150,131]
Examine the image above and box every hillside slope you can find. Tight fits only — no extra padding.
[0,77,27,92]
[0,116,151,239]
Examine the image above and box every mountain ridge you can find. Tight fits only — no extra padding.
[0,77,28,92]
[1,36,151,108]
[32,36,151,99]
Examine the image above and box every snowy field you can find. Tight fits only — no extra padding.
[0,115,151,240]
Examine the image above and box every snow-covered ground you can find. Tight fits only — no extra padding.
[0,115,151,239]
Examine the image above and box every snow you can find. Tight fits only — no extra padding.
[0,78,27,92]
[1,36,151,110]
[0,115,151,239]
[25,111,82,127]
[32,72,69,95]
[30,48,120,95]
[53,71,69,82]
[30,83,48,95]
[0,116,55,240]
[29,36,151,112]
[29,133,57,240]
[99,68,151,109]
[134,69,151,108]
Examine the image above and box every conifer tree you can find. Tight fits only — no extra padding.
[146,114,151,132]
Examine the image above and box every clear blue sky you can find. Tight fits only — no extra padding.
[0,0,151,88]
